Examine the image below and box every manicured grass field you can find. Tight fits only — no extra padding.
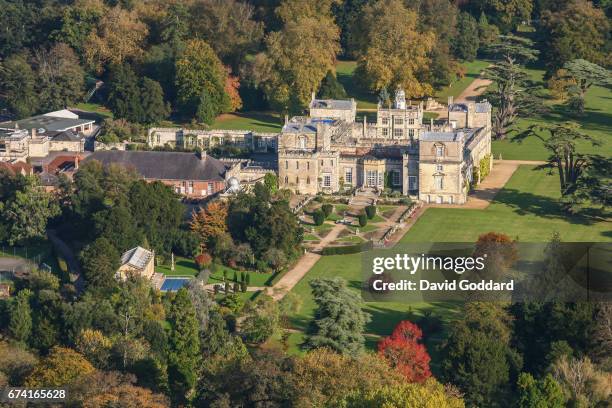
[434,59,491,103]
[158,112,282,133]
[492,67,612,160]
[336,60,378,109]
[211,112,282,133]
[73,102,114,118]
[155,256,199,277]
[402,165,611,243]
[286,251,462,366]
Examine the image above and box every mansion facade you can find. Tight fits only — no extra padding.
[278,91,492,205]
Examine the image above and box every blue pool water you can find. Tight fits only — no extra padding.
[160,277,192,291]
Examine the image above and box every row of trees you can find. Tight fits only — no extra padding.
[5,0,605,122]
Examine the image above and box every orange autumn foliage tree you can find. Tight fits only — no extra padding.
[190,201,228,251]
[225,67,243,111]
[378,321,432,383]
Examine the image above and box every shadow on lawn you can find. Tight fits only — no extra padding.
[537,105,612,135]
[492,187,607,227]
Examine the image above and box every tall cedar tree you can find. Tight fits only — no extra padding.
[304,278,371,355]
[484,35,545,140]
[513,122,607,211]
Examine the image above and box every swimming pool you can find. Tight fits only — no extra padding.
[160,277,192,291]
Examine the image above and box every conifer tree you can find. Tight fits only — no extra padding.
[167,288,201,405]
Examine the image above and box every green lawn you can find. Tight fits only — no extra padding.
[73,102,114,118]
[286,251,462,364]
[403,165,611,243]
[434,59,491,103]
[159,111,282,133]
[492,65,612,160]
[155,256,199,277]
[210,112,282,133]
[336,60,378,109]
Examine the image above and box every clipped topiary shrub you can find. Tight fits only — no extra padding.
[358,213,367,227]
[321,204,333,218]
[365,205,376,219]
[313,210,325,226]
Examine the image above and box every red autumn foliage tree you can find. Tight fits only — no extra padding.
[378,321,431,383]
[194,253,212,269]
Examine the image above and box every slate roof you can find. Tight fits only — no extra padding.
[85,151,227,181]
[121,246,153,270]
[49,130,84,142]
[2,115,94,132]
[422,131,464,142]
[310,98,354,110]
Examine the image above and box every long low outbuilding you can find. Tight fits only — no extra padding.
[84,150,232,197]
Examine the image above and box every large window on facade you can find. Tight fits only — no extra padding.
[392,171,400,186]
[298,136,307,149]
[345,167,353,184]
[394,117,403,125]
[382,128,389,137]
[409,176,418,190]
[409,129,415,138]
[436,145,444,157]
[382,118,389,125]
[323,174,331,187]
[366,170,378,187]
[394,128,403,137]
[408,118,414,125]
[435,176,443,190]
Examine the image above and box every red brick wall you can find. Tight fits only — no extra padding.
[146,179,225,197]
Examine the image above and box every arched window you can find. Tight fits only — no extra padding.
[284,176,288,184]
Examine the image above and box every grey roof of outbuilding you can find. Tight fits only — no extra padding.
[49,130,84,142]
[310,99,354,110]
[85,151,227,181]
[281,122,318,133]
[421,131,464,142]
[2,115,94,132]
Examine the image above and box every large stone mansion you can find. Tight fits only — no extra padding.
[1,93,492,205]
[278,91,492,204]
[145,90,492,204]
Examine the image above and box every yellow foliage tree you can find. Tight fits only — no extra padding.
[354,0,435,98]
[25,347,95,388]
[190,201,228,251]
[252,7,339,112]
[84,6,148,73]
